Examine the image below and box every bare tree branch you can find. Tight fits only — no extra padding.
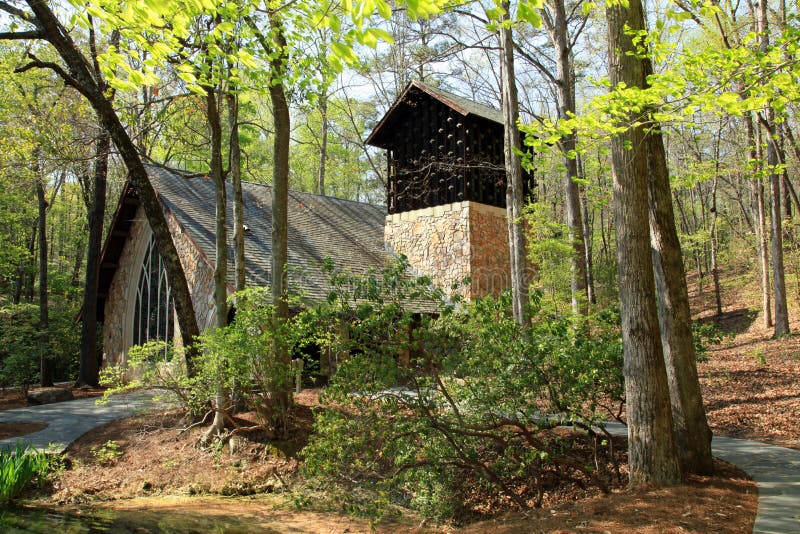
[0,1,36,24]
[0,30,44,40]
[15,53,82,92]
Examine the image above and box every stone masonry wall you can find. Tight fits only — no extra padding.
[167,208,217,338]
[468,203,512,299]
[103,205,217,367]
[103,206,148,366]
[385,203,471,298]
[384,201,512,300]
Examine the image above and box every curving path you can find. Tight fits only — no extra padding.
[605,423,800,534]
[0,397,796,532]
[0,390,172,453]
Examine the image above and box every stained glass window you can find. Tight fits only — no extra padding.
[132,234,174,359]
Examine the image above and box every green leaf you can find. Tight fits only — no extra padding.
[517,2,541,27]
[375,0,392,19]
[331,41,359,66]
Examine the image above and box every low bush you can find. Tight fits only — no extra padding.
[99,340,196,411]
[102,288,306,438]
[301,258,624,521]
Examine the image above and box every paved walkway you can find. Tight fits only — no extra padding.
[0,390,172,453]
[605,423,800,534]
[0,398,796,532]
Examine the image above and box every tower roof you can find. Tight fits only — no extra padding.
[366,80,503,149]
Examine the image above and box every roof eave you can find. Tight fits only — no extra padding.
[366,80,498,149]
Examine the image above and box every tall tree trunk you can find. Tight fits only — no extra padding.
[317,91,328,196]
[77,128,110,386]
[499,2,529,325]
[204,85,230,440]
[21,0,202,373]
[269,15,293,432]
[749,113,773,328]
[606,0,681,486]
[207,88,228,329]
[779,128,791,222]
[757,0,790,336]
[646,127,714,475]
[36,174,53,387]
[710,172,722,317]
[547,0,588,315]
[768,137,790,336]
[227,92,246,292]
[577,155,596,305]
[710,123,723,317]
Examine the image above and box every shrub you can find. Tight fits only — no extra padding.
[90,440,123,465]
[0,302,80,389]
[197,288,306,436]
[99,340,197,413]
[102,289,307,438]
[301,259,624,521]
[0,444,51,502]
[692,321,727,363]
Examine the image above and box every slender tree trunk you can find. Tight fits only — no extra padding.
[749,113,773,328]
[779,127,791,222]
[768,139,790,336]
[317,92,328,196]
[606,0,681,486]
[36,174,53,387]
[580,179,596,305]
[77,129,110,386]
[207,88,228,329]
[548,0,588,314]
[269,16,293,431]
[227,92,246,292]
[499,2,529,325]
[204,85,230,439]
[710,172,722,316]
[757,0,790,336]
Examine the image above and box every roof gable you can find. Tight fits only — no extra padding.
[366,80,503,149]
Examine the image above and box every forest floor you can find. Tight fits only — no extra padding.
[22,390,757,533]
[689,265,800,451]
[9,263,800,531]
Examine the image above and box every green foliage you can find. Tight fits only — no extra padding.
[197,287,303,431]
[0,444,51,502]
[99,340,195,411]
[524,202,574,312]
[0,303,80,388]
[90,440,123,465]
[692,321,727,363]
[301,259,624,520]
[103,290,304,434]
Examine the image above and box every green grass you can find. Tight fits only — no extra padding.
[0,443,50,502]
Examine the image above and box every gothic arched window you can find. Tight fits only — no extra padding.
[132,234,174,359]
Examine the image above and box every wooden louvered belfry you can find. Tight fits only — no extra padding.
[367,80,534,214]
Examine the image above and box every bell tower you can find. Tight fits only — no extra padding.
[367,81,534,299]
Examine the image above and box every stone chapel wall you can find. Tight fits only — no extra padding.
[102,204,217,367]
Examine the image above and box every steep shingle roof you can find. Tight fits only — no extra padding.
[367,80,503,149]
[147,165,391,304]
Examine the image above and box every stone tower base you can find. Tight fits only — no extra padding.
[384,201,512,300]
